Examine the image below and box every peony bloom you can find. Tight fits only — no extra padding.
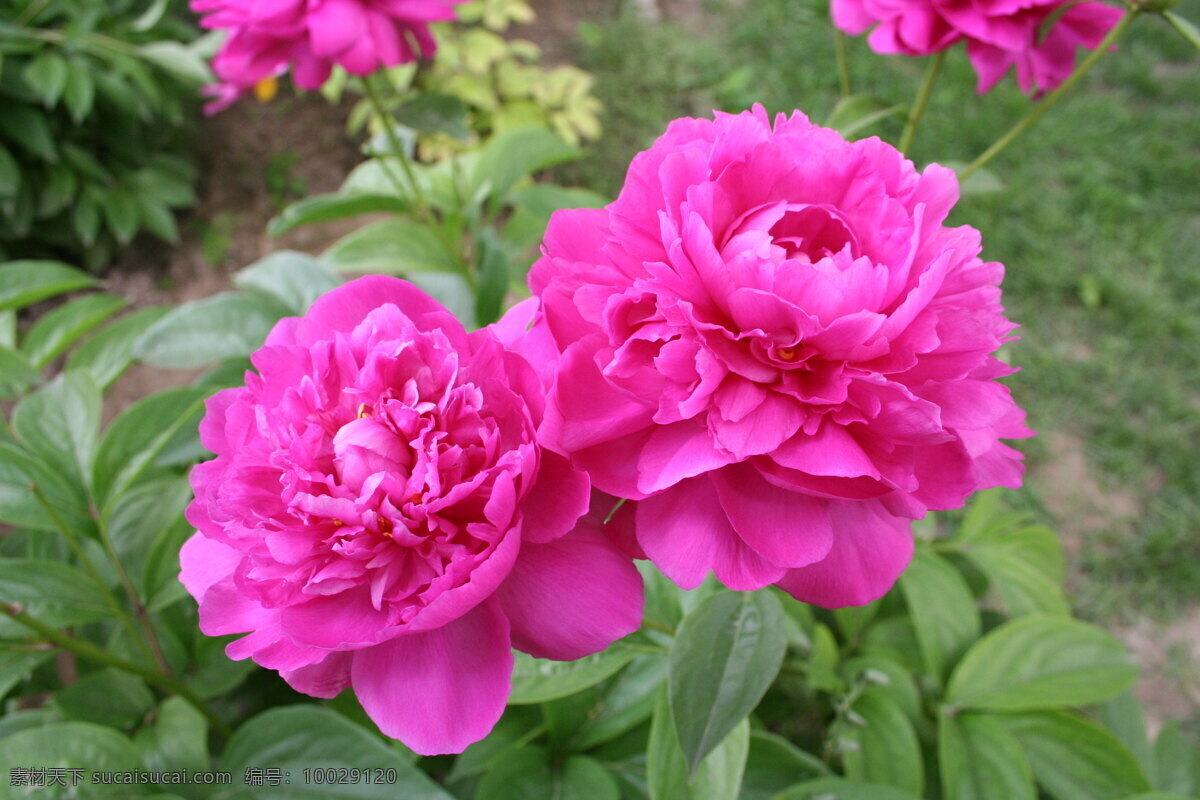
[191,0,466,112]
[527,107,1032,608]
[831,0,1124,94]
[180,277,642,754]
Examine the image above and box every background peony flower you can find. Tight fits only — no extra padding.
[831,0,1124,94]
[181,276,642,755]
[527,106,1033,608]
[191,0,467,112]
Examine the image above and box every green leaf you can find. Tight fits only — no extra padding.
[840,657,921,723]
[668,590,786,774]
[55,668,155,729]
[0,722,147,795]
[66,306,168,389]
[960,524,1069,616]
[406,271,476,328]
[470,126,581,203]
[233,251,341,313]
[834,688,923,795]
[898,548,980,683]
[0,443,90,532]
[23,51,69,108]
[393,93,472,140]
[741,731,830,800]
[1000,711,1152,800]
[218,706,455,799]
[1164,11,1200,52]
[0,559,111,634]
[93,386,206,505]
[20,293,127,369]
[0,143,18,197]
[104,477,191,603]
[806,622,843,693]
[137,41,214,85]
[474,748,620,800]
[825,95,906,138]
[134,292,284,369]
[508,647,636,704]
[135,697,210,779]
[1097,691,1154,783]
[0,650,52,700]
[0,347,39,399]
[1153,722,1200,796]
[104,184,141,245]
[267,193,410,237]
[322,218,459,275]
[0,105,57,162]
[0,261,96,312]
[647,688,749,800]
[574,652,667,750]
[63,61,96,123]
[772,778,924,800]
[945,615,1138,711]
[12,370,101,489]
[474,229,508,326]
[939,712,1035,800]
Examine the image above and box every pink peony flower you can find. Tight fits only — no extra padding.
[180,276,642,754]
[191,0,466,112]
[526,107,1032,608]
[831,0,1124,94]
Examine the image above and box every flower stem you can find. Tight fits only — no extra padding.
[362,75,430,214]
[960,10,1138,179]
[0,602,232,737]
[96,518,174,676]
[834,30,853,97]
[898,51,946,155]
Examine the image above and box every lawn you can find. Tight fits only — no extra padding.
[555,0,1200,624]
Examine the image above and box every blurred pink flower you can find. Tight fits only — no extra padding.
[181,277,642,755]
[831,0,1124,94]
[527,107,1032,608]
[192,0,466,112]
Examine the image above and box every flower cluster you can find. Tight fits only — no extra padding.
[832,0,1125,94]
[191,0,466,111]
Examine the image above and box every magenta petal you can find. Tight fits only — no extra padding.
[636,420,733,495]
[519,451,591,543]
[350,599,513,755]
[711,463,834,569]
[288,275,467,348]
[636,477,786,590]
[179,533,242,601]
[775,500,914,608]
[498,522,643,660]
[281,586,391,649]
[280,651,353,699]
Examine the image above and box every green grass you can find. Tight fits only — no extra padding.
[559,0,1200,619]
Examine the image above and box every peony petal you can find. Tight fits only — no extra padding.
[351,599,513,755]
[711,463,834,568]
[280,651,353,699]
[179,533,243,601]
[497,522,643,660]
[519,450,591,543]
[636,420,734,495]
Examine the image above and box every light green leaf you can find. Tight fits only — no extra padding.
[772,778,923,800]
[0,722,147,796]
[393,93,472,140]
[835,688,923,795]
[574,652,667,750]
[0,443,91,532]
[217,706,455,799]
[12,370,101,489]
[474,229,508,326]
[648,688,749,800]
[508,647,636,704]
[135,697,210,782]
[267,193,410,237]
[1154,722,1200,797]
[939,712,1035,800]
[134,292,285,369]
[825,95,906,138]
[66,306,168,389]
[233,251,341,313]
[20,293,127,369]
[137,41,214,85]
[0,560,112,634]
[0,260,96,312]
[1098,691,1154,783]
[898,548,980,683]
[0,650,52,700]
[961,524,1069,616]
[1164,11,1200,52]
[1000,711,1151,800]
[103,476,192,600]
[406,271,476,328]
[322,218,459,275]
[23,51,69,108]
[741,731,830,800]
[668,590,786,774]
[470,126,581,202]
[54,669,155,729]
[0,347,39,399]
[945,615,1138,711]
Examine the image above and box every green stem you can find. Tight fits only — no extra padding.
[898,51,946,154]
[641,617,676,637]
[834,29,853,97]
[960,10,1138,179]
[96,521,173,676]
[362,75,430,213]
[15,0,53,26]
[0,603,232,736]
[30,484,157,669]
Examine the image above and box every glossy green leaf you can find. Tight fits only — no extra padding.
[647,688,749,800]
[219,706,454,799]
[0,559,111,634]
[322,218,459,275]
[267,193,410,237]
[835,688,923,795]
[23,51,69,108]
[668,590,786,774]
[840,657,921,723]
[474,748,620,800]
[1154,722,1200,796]
[233,250,341,313]
[470,126,581,202]
[0,722,147,795]
[55,669,155,729]
[772,778,923,800]
[393,93,471,140]
[0,104,58,162]
[0,261,96,312]
[66,306,168,389]
[63,61,96,123]
[20,293,127,369]
[137,41,213,85]
[0,650,52,700]
[575,652,667,750]
[135,697,210,781]
[960,524,1068,616]
[945,615,1137,711]
[1164,11,1200,52]
[0,347,39,399]
[1000,711,1151,800]
[1098,691,1154,783]
[825,95,905,138]
[104,476,192,599]
[474,229,508,326]
[508,647,636,704]
[939,712,1035,800]
[12,370,101,489]
[407,271,476,328]
[741,731,830,800]
[898,548,980,682]
[0,442,91,532]
[134,292,285,369]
